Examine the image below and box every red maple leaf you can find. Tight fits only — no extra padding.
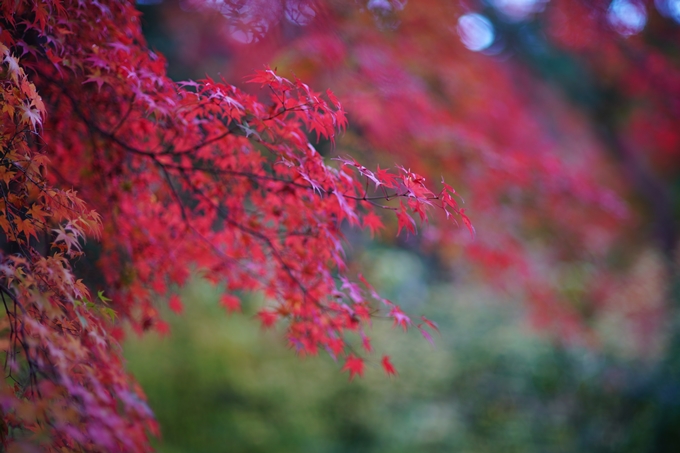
[396,204,416,236]
[361,332,372,352]
[155,320,171,336]
[168,295,184,314]
[459,208,476,239]
[341,354,365,381]
[363,210,384,237]
[256,310,278,329]
[374,165,399,189]
[420,316,440,333]
[389,305,411,331]
[381,355,397,377]
[220,294,241,313]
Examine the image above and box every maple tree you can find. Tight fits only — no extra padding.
[2,0,680,451]
[135,0,680,451]
[0,1,471,451]
[164,0,680,342]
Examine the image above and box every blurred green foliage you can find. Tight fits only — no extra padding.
[125,248,680,453]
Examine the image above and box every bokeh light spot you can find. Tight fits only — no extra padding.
[492,0,548,22]
[655,0,680,23]
[671,0,680,21]
[608,0,647,36]
[457,13,495,52]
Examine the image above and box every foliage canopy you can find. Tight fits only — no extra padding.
[2,0,680,451]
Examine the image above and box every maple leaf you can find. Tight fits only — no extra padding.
[220,294,241,313]
[353,303,371,321]
[418,327,435,347]
[341,354,365,381]
[408,198,428,223]
[156,320,171,336]
[362,210,384,237]
[389,305,411,331]
[3,53,21,83]
[326,88,341,108]
[83,70,107,91]
[27,204,48,223]
[332,155,359,168]
[97,290,112,304]
[420,316,440,333]
[381,355,397,376]
[326,337,344,357]
[19,104,42,130]
[396,203,416,236]
[340,276,364,302]
[245,67,284,88]
[32,3,49,30]
[334,191,359,225]
[374,165,399,189]
[14,218,37,241]
[459,208,476,239]
[355,165,382,188]
[361,331,372,352]
[168,295,184,314]
[52,225,82,255]
[256,310,278,329]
